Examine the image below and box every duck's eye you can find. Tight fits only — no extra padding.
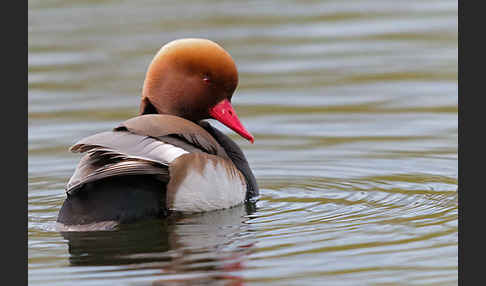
[203,76,211,84]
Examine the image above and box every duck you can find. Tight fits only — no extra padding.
[56,38,259,231]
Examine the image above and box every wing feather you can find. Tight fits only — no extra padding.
[67,155,169,194]
[66,131,188,194]
[115,114,228,157]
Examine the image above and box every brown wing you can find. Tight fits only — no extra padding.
[67,154,168,195]
[114,114,228,158]
[66,115,230,195]
[67,131,179,194]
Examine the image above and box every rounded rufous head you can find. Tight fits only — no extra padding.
[140,38,254,142]
[141,38,238,121]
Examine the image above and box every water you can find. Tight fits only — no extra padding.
[28,0,458,285]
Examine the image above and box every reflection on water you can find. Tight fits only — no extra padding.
[62,222,172,267]
[59,205,255,285]
[63,205,254,267]
[29,0,457,285]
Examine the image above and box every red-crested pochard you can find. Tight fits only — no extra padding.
[57,38,258,230]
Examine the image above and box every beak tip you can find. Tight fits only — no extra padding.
[210,99,255,144]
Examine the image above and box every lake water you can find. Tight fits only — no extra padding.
[28,0,458,285]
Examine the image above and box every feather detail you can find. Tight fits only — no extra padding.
[66,130,189,194]
[67,156,168,194]
[70,131,188,164]
[115,114,228,158]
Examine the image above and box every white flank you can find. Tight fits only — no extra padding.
[171,161,246,212]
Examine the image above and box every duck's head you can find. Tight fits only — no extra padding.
[140,38,254,143]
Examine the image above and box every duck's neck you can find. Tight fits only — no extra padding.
[139,97,159,115]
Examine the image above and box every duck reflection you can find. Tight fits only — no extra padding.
[60,203,256,284]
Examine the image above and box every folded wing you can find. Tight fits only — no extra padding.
[66,115,229,195]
